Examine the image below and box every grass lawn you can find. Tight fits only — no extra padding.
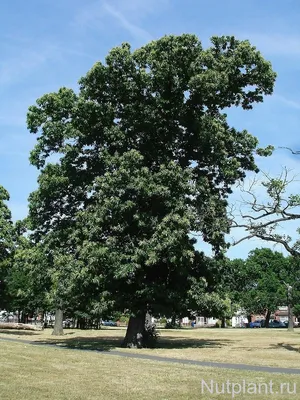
[0,339,300,399]
[1,328,300,399]
[1,326,300,368]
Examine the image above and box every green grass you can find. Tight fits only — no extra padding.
[1,327,300,399]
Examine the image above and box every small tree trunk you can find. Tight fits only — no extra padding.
[122,314,146,348]
[171,314,176,327]
[247,315,252,328]
[52,309,64,336]
[288,304,294,332]
[265,310,271,328]
[221,317,226,328]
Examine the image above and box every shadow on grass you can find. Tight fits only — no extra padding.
[0,329,40,336]
[31,335,234,352]
[33,336,123,352]
[155,336,233,349]
[270,343,300,353]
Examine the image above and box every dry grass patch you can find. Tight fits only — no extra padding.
[1,340,300,399]
[1,327,300,369]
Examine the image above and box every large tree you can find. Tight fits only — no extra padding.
[27,34,276,346]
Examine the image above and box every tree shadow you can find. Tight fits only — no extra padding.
[162,336,233,349]
[31,335,234,352]
[33,336,123,352]
[270,342,300,353]
[0,329,40,336]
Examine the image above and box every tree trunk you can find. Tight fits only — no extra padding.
[287,285,294,332]
[20,311,25,324]
[171,314,176,327]
[52,309,64,336]
[288,304,294,332]
[221,317,226,328]
[247,315,252,328]
[122,314,146,348]
[265,310,271,328]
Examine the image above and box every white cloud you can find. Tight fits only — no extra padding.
[73,0,170,44]
[103,3,153,43]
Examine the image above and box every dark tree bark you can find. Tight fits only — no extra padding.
[265,310,271,328]
[122,312,157,348]
[20,311,26,324]
[52,309,64,336]
[171,314,176,327]
[221,317,226,328]
[122,314,146,348]
[247,315,252,328]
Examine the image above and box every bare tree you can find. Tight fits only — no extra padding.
[228,166,300,331]
[229,167,300,257]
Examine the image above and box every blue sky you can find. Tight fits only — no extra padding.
[0,0,299,258]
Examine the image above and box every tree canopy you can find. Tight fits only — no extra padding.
[25,34,276,346]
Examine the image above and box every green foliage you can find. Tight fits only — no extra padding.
[7,241,50,312]
[26,34,276,326]
[0,186,15,309]
[229,248,291,316]
[165,321,181,329]
[118,314,130,324]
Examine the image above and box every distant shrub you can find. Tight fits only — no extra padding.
[165,321,181,329]
[119,315,129,324]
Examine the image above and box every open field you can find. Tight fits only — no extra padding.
[1,327,300,369]
[1,337,300,400]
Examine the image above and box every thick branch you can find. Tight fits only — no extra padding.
[231,233,299,257]
[229,166,300,257]
[279,147,300,155]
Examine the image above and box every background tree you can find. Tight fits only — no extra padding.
[241,248,287,327]
[0,185,15,310]
[27,34,276,346]
[230,163,300,330]
[7,234,50,321]
[230,167,300,256]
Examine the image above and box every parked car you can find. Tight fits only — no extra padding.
[283,320,298,328]
[249,320,262,328]
[260,319,285,328]
[270,320,285,328]
[101,320,117,326]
